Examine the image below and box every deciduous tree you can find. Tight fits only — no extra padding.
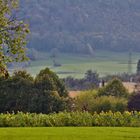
[0,0,29,77]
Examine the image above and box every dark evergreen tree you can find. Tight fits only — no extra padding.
[128,93,140,111]
[137,59,140,75]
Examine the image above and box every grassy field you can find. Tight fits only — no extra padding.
[25,50,140,78]
[1,127,140,140]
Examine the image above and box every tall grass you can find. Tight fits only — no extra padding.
[0,111,140,127]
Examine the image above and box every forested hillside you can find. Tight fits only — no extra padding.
[21,0,140,53]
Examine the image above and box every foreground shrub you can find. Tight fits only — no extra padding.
[128,92,140,111]
[74,90,97,112]
[1,111,140,127]
[74,90,127,113]
[91,96,127,113]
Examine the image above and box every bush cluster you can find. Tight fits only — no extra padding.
[1,111,140,127]
[74,79,129,113]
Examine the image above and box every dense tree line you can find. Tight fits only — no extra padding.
[0,69,140,113]
[0,68,69,113]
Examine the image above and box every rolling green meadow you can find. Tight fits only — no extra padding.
[26,50,140,78]
[1,127,140,140]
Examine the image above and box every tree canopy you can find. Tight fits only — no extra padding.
[0,0,29,77]
[0,68,69,113]
[98,78,129,98]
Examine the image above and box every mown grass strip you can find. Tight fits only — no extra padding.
[1,127,140,140]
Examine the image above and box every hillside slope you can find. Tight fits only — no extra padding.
[21,0,140,53]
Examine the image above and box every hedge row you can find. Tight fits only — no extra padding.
[0,111,140,127]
